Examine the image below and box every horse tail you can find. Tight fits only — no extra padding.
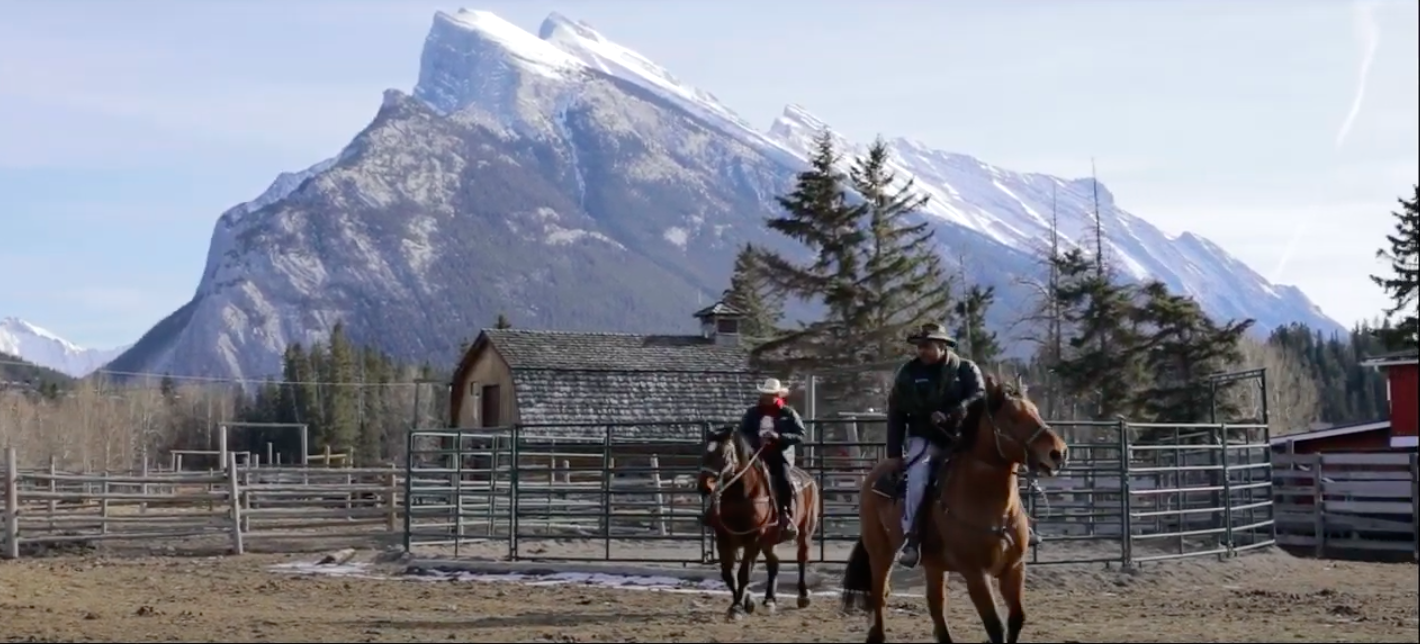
[839,537,873,614]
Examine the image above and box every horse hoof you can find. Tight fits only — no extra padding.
[761,599,777,614]
[726,607,744,622]
[797,595,812,609]
[742,597,756,614]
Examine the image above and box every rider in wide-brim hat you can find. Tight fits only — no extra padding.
[738,376,805,538]
[887,321,984,569]
[907,322,957,347]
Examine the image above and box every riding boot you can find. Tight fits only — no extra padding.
[1028,525,1041,547]
[777,503,798,539]
[896,531,921,569]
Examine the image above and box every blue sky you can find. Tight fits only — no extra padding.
[1,0,1416,349]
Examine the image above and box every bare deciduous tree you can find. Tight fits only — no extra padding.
[1226,338,1320,437]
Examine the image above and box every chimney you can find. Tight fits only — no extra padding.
[692,300,747,347]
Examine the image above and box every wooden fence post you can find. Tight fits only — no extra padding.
[46,457,56,531]
[226,453,245,555]
[1310,452,1325,558]
[4,447,18,559]
[387,463,400,531]
[1410,453,1418,563]
[100,472,111,536]
[650,455,667,536]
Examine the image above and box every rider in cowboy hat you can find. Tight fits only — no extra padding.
[738,377,806,539]
[886,322,986,569]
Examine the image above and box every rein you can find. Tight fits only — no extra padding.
[702,442,773,536]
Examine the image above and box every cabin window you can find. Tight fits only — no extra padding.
[716,317,740,334]
[481,384,502,427]
[468,380,478,396]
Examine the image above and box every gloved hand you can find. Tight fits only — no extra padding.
[759,416,778,442]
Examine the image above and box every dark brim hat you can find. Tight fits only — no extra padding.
[908,323,957,347]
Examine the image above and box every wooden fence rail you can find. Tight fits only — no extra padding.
[2,448,403,559]
[1273,451,1419,561]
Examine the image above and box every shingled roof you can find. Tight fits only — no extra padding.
[455,328,760,441]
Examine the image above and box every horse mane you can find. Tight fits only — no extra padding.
[956,374,1018,453]
[709,423,755,460]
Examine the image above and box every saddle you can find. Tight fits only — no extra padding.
[759,464,811,508]
[871,453,950,501]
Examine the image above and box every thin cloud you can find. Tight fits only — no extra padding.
[1272,0,1382,284]
[1334,0,1381,149]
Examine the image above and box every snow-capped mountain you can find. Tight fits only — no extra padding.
[0,317,129,377]
[106,8,1342,381]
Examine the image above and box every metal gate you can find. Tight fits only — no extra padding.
[403,418,1275,567]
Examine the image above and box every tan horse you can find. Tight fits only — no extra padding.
[840,376,1068,643]
[699,425,821,620]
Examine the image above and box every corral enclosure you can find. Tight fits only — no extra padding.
[402,418,1279,567]
[1,446,401,559]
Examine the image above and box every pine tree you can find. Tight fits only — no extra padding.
[323,323,359,459]
[1370,185,1419,349]
[358,345,386,465]
[954,284,1002,366]
[1132,281,1254,432]
[754,131,866,367]
[1051,248,1145,421]
[722,243,784,347]
[494,313,513,329]
[850,138,951,361]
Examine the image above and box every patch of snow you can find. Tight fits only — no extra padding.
[437,9,584,80]
[0,317,130,377]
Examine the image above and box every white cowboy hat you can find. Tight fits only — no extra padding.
[755,377,790,396]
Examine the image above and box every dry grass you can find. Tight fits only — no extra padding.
[0,381,236,472]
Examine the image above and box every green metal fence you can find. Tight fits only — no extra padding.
[402,419,1275,567]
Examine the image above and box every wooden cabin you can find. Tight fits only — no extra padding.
[448,302,762,466]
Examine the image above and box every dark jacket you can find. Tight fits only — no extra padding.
[885,354,986,457]
[738,404,806,451]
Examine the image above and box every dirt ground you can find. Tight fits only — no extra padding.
[1,540,1416,643]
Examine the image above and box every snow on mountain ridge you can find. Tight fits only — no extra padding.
[404,8,1340,330]
[118,7,1340,383]
[0,317,129,377]
[538,12,753,132]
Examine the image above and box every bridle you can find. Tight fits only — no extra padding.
[700,437,771,536]
[979,386,1054,472]
[943,386,1055,540]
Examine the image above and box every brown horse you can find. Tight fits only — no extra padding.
[698,425,821,620]
[840,376,1068,643]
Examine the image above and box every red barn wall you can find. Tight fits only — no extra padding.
[1386,364,1418,439]
[1281,429,1391,455]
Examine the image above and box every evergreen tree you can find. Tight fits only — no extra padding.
[323,322,359,458]
[721,243,785,347]
[1051,248,1144,420]
[494,313,513,329]
[849,138,951,362]
[1370,185,1419,349]
[953,284,1002,366]
[159,374,177,401]
[754,131,867,370]
[1132,281,1254,431]
[357,345,386,465]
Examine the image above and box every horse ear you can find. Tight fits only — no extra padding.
[984,373,1001,396]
